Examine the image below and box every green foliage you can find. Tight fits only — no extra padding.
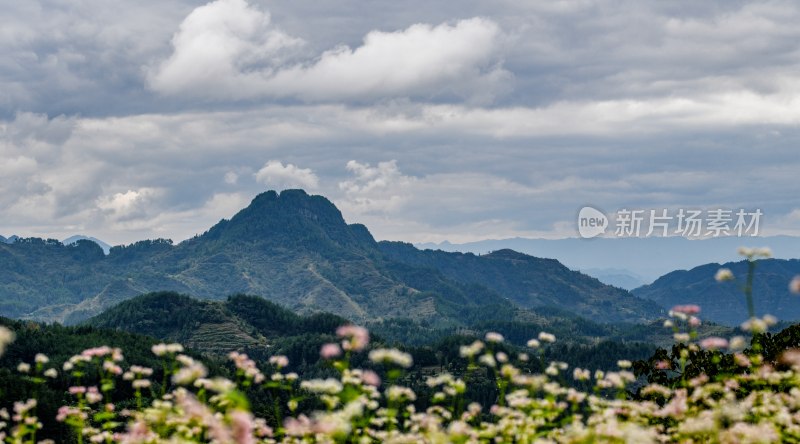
[635,323,800,389]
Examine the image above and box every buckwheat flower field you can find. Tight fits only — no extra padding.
[1,248,799,443]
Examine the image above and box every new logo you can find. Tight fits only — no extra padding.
[577,206,608,238]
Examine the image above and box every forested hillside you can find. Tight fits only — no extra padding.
[380,241,663,323]
[0,190,660,325]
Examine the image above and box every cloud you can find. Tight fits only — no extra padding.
[0,0,187,117]
[336,95,800,139]
[224,171,239,184]
[0,112,75,209]
[340,160,409,194]
[0,156,38,176]
[96,188,161,222]
[767,209,800,237]
[98,192,251,239]
[261,17,509,102]
[2,104,799,245]
[5,0,800,247]
[334,159,586,242]
[4,0,800,116]
[147,0,304,99]
[337,160,414,214]
[254,160,319,190]
[148,0,508,102]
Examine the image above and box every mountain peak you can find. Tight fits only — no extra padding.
[202,189,376,250]
[1,235,19,244]
[241,189,335,218]
[63,235,112,254]
[242,189,310,208]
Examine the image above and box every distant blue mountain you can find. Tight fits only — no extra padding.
[634,258,800,326]
[416,236,800,285]
[579,268,647,290]
[62,235,112,255]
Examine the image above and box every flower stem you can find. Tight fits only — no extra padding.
[745,260,756,320]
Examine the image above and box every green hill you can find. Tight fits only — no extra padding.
[86,292,266,354]
[85,292,349,356]
[633,259,800,325]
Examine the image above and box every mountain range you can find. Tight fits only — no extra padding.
[2,189,797,329]
[418,236,800,286]
[0,190,658,326]
[1,234,112,254]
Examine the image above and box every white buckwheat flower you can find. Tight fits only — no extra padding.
[0,326,14,357]
[485,332,504,343]
[715,268,734,282]
[369,348,413,368]
[538,332,556,343]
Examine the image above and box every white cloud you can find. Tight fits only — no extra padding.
[0,156,38,176]
[340,160,409,193]
[96,188,160,222]
[337,160,413,214]
[254,160,319,190]
[148,0,304,99]
[329,91,800,139]
[224,171,239,184]
[263,17,509,102]
[148,0,508,102]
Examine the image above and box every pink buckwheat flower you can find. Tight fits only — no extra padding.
[320,343,342,359]
[671,304,701,315]
[336,325,369,351]
[700,337,729,350]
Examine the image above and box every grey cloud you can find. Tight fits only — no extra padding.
[1,0,800,245]
[4,0,800,113]
[0,0,194,117]
[1,104,799,244]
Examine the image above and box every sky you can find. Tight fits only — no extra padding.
[2,0,800,246]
